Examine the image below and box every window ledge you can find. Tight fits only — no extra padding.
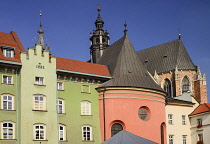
[32,110,48,112]
[33,140,48,141]
[0,109,16,111]
[0,139,17,140]
[58,113,66,115]
[58,89,65,91]
[81,92,91,94]
[34,84,46,87]
[60,140,68,142]
[81,115,93,116]
[1,83,14,85]
[82,140,95,142]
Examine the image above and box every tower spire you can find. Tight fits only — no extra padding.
[124,21,128,36]
[38,10,44,48]
[90,5,110,63]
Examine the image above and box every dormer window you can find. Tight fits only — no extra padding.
[2,47,14,58]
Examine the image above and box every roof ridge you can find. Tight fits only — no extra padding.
[204,103,210,110]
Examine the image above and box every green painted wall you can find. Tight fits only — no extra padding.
[20,45,58,144]
[0,68,19,144]
[58,78,102,144]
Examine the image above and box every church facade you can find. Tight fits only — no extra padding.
[0,6,208,144]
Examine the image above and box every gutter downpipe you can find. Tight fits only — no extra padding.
[15,68,20,144]
[103,87,106,141]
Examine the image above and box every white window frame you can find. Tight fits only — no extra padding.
[81,101,91,115]
[33,95,46,110]
[1,95,14,110]
[1,121,15,139]
[34,124,46,140]
[197,118,202,125]
[57,99,65,114]
[182,135,187,144]
[59,124,66,141]
[35,77,44,85]
[182,115,186,125]
[2,75,13,84]
[82,125,92,141]
[168,114,173,125]
[57,82,64,90]
[169,135,174,144]
[197,133,203,141]
[3,48,14,58]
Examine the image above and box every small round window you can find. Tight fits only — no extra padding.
[138,107,150,120]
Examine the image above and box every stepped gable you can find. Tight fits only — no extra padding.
[98,34,164,92]
[56,57,110,77]
[0,31,26,63]
[137,39,196,75]
[190,103,210,116]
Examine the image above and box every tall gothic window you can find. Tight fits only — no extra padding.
[164,79,172,97]
[182,76,190,93]
[111,123,123,137]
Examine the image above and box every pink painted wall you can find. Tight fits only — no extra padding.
[99,89,166,144]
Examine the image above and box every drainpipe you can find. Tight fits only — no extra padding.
[15,68,19,144]
[103,87,106,141]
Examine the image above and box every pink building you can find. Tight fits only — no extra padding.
[96,32,167,144]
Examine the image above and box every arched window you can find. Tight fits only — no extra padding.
[82,125,92,141]
[111,123,123,137]
[182,76,190,93]
[81,101,91,115]
[1,122,15,139]
[163,79,172,97]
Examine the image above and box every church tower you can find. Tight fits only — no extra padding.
[90,5,110,63]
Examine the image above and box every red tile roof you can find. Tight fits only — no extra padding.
[190,103,210,116]
[56,57,110,77]
[0,31,26,63]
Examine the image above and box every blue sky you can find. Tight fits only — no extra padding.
[1,0,210,102]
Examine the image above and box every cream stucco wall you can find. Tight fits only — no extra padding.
[166,97,198,144]
[190,112,210,144]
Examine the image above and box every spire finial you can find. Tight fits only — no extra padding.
[124,21,128,36]
[178,28,181,40]
[38,10,44,47]
[97,4,101,16]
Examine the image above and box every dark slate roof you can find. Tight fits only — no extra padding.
[101,130,158,144]
[98,34,164,92]
[136,39,196,75]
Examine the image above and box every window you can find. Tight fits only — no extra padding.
[35,77,44,85]
[182,76,190,93]
[81,101,91,115]
[111,123,123,136]
[169,135,174,144]
[1,95,13,110]
[57,82,64,90]
[198,133,203,141]
[59,124,66,141]
[1,122,15,139]
[163,79,172,97]
[57,99,65,114]
[168,114,173,125]
[81,85,90,93]
[3,75,12,84]
[197,119,202,128]
[34,124,45,140]
[3,49,14,58]
[182,135,187,144]
[34,96,45,110]
[182,115,186,125]
[138,107,150,120]
[82,125,92,141]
